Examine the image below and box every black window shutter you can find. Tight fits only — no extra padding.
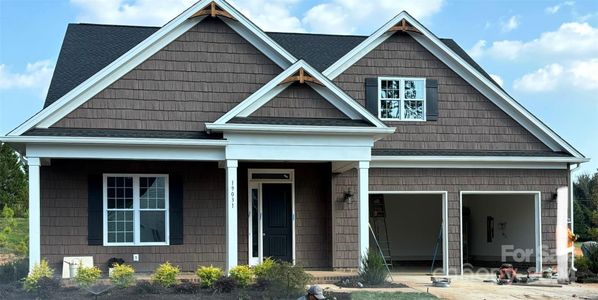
[426,79,439,121]
[88,174,103,245]
[364,78,379,116]
[169,175,184,245]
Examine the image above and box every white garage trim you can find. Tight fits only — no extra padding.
[459,191,542,275]
[368,191,449,276]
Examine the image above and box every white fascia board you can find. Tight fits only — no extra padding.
[370,155,588,169]
[322,11,584,158]
[206,123,396,135]
[27,144,225,161]
[1,135,227,147]
[8,0,297,137]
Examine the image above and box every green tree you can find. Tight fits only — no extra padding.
[574,170,598,241]
[0,143,28,217]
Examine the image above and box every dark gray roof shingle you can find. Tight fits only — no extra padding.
[229,117,373,127]
[24,128,223,139]
[43,23,498,108]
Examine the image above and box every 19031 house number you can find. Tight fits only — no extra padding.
[230,180,235,208]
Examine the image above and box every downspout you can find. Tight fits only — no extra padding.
[569,163,581,271]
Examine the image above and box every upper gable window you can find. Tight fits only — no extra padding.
[379,78,426,121]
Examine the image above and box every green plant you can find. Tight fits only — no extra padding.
[173,281,201,294]
[253,257,275,278]
[259,261,312,298]
[110,263,135,288]
[213,276,237,293]
[584,243,598,273]
[151,262,180,287]
[196,265,223,288]
[229,265,253,287]
[22,259,54,292]
[74,265,102,288]
[0,206,28,256]
[359,249,388,285]
[0,258,28,283]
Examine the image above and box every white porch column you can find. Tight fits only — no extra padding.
[225,159,238,272]
[28,157,41,272]
[358,161,370,269]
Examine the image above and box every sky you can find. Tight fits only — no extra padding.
[0,0,597,176]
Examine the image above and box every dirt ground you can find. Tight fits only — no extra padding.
[322,274,598,300]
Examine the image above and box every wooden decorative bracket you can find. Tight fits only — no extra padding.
[388,19,421,34]
[189,2,236,20]
[279,68,322,86]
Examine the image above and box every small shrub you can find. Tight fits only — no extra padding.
[74,265,102,288]
[576,255,591,273]
[174,281,201,294]
[213,276,237,293]
[584,243,598,274]
[259,261,312,298]
[230,265,253,287]
[0,258,28,283]
[253,257,275,278]
[358,249,388,285]
[110,263,135,288]
[35,276,61,299]
[151,262,179,288]
[22,259,54,292]
[196,265,223,288]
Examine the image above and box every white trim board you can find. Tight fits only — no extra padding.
[212,60,391,129]
[459,191,542,276]
[322,11,585,158]
[370,155,588,169]
[8,0,297,136]
[368,191,450,276]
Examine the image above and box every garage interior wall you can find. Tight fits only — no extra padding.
[375,194,442,261]
[462,194,536,264]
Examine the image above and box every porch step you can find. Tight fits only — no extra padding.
[307,271,359,284]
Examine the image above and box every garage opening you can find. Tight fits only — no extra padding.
[369,192,448,275]
[461,193,541,273]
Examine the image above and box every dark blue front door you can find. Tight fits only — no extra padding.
[262,183,292,262]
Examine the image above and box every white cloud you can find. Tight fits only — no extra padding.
[501,15,520,32]
[468,40,487,59]
[70,0,197,26]
[545,1,575,14]
[0,60,54,97]
[228,0,305,32]
[514,64,563,92]
[513,59,598,92]
[472,22,598,60]
[489,74,504,87]
[302,0,445,34]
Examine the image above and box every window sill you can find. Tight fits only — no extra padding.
[102,242,170,247]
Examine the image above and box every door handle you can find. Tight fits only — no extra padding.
[263,233,266,236]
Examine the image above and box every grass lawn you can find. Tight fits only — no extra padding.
[0,217,27,254]
[350,291,438,300]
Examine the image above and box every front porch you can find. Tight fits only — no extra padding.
[28,158,371,274]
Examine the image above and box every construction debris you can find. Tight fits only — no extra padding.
[496,264,518,285]
[431,277,451,288]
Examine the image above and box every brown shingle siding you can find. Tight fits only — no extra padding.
[251,84,348,119]
[334,32,552,152]
[52,18,281,131]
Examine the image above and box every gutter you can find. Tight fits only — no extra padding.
[569,163,582,271]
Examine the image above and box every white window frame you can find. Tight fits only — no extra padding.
[378,77,426,121]
[103,174,170,246]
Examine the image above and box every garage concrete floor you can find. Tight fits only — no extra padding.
[321,274,598,300]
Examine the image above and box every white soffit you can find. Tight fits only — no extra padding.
[323,11,585,158]
[8,0,297,136]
